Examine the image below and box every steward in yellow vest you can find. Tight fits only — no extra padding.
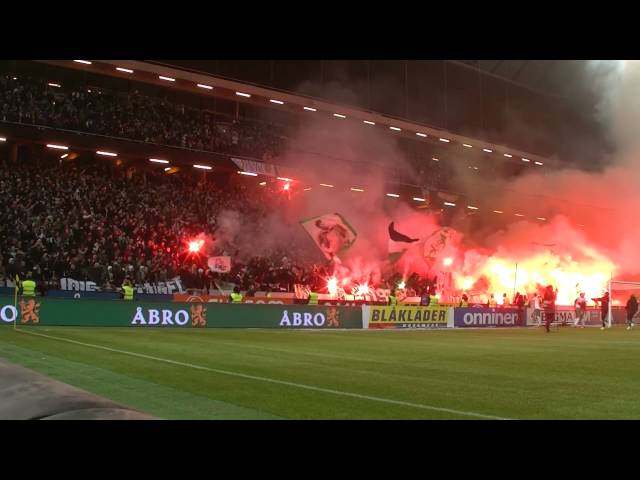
[459,294,469,307]
[21,273,36,297]
[308,291,318,305]
[230,287,243,303]
[122,279,134,300]
[388,289,398,306]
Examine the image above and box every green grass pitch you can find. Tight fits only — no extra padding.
[1,325,640,419]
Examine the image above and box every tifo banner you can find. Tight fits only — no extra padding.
[366,305,451,329]
[0,297,362,329]
[293,284,417,305]
[231,158,277,177]
[454,307,525,328]
[49,290,120,300]
[48,290,173,302]
[173,293,294,304]
[60,277,184,294]
[300,213,357,261]
[207,256,231,273]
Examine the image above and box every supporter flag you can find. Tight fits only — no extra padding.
[388,222,419,263]
[300,213,357,261]
[423,227,456,265]
[208,256,231,273]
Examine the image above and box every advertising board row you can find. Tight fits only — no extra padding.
[0,297,622,330]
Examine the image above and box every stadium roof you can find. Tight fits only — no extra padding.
[457,60,588,102]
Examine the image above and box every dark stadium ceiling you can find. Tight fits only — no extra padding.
[457,60,588,101]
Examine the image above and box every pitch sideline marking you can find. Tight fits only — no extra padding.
[14,328,511,420]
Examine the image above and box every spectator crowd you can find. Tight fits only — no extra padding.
[0,156,325,294]
[0,75,286,162]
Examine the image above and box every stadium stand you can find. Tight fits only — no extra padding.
[0,155,318,293]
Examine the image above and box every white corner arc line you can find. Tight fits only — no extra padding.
[15,329,510,420]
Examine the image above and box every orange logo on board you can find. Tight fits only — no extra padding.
[190,304,207,327]
[20,299,41,324]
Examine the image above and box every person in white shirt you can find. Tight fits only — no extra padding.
[530,293,542,326]
[574,292,588,327]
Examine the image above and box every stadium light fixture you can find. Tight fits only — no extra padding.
[0,137,6,142]
[515,213,525,217]
[534,161,544,166]
[96,150,117,157]
[193,164,212,170]
[159,76,175,82]
[522,158,530,162]
[164,167,171,172]
[350,187,364,192]
[333,113,346,119]
[412,197,426,202]
[432,157,440,162]
[235,92,251,98]
[277,177,293,182]
[116,67,134,73]
[60,153,68,158]
[73,60,92,65]
[149,158,169,164]
[259,181,267,186]
[493,210,504,214]
[463,144,473,148]
[304,187,312,191]
[303,106,317,111]
[537,217,546,221]
[416,132,427,137]
[439,138,450,143]
[389,126,401,131]
[12,77,17,80]
[503,153,513,158]
[46,144,68,150]
[363,120,375,125]
[386,193,400,198]
[483,148,493,153]
[467,205,479,210]
[238,171,258,176]
[319,183,334,188]
[444,202,456,207]
[269,99,284,104]
[48,83,61,88]
[197,83,213,90]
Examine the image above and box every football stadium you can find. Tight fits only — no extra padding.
[1,60,640,420]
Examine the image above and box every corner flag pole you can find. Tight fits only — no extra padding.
[608,274,613,328]
[13,274,19,330]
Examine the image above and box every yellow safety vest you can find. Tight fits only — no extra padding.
[122,285,134,300]
[430,295,439,306]
[308,292,318,305]
[22,280,36,297]
[230,292,243,303]
[388,295,398,306]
